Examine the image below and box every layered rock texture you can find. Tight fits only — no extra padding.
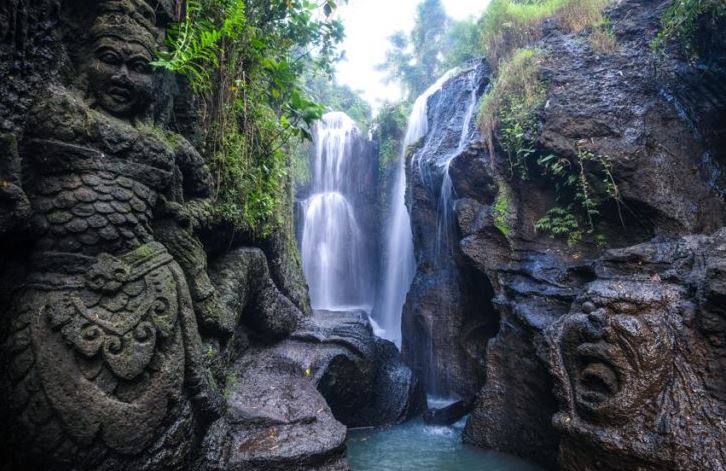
[402,0,725,469]
[0,1,422,469]
[403,62,497,398]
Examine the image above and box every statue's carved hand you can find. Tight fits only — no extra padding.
[0,180,31,233]
[157,195,193,228]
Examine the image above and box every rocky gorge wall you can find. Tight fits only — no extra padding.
[402,62,497,398]
[403,0,726,469]
[0,1,424,469]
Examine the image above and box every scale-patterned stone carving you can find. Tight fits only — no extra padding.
[0,1,223,468]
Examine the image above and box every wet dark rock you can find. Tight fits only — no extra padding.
[402,0,726,469]
[199,310,425,470]
[423,398,474,426]
[545,230,726,470]
[292,310,426,428]
[403,61,496,399]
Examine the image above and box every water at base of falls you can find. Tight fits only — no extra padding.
[347,423,540,471]
[347,407,541,471]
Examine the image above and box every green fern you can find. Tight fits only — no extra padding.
[152,0,246,92]
[535,207,583,246]
[652,0,726,60]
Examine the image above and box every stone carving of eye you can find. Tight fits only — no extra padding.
[130,59,151,74]
[98,52,121,66]
[610,301,638,314]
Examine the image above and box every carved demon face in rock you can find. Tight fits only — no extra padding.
[557,280,679,424]
[85,37,154,118]
[82,1,157,118]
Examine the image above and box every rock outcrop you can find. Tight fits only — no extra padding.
[199,309,425,471]
[402,62,497,398]
[402,0,725,469]
[546,230,726,470]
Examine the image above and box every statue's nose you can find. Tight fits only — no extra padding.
[114,64,130,80]
[583,308,608,339]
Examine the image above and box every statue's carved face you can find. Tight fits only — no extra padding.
[559,281,677,424]
[85,36,154,118]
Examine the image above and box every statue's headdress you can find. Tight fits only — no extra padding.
[89,0,159,55]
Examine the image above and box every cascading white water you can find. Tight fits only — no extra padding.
[302,112,372,311]
[434,69,480,263]
[376,70,461,347]
[395,65,485,394]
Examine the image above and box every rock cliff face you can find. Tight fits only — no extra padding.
[402,62,497,398]
[403,0,725,469]
[0,1,423,469]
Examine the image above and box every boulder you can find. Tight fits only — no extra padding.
[199,310,426,469]
[423,398,475,426]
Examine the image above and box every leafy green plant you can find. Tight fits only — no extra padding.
[374,101,411,167]
[154,0,345,236]
[535,207,583,246]
[536,148,622,244]
[494,180,514,237]
[153,0,246,93]
[479,48,546,179]
[652,0,726,60]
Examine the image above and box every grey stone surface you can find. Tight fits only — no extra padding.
[197,310,425,470]
[400,1,726,469]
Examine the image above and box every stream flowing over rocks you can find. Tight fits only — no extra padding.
[0,0,724,470]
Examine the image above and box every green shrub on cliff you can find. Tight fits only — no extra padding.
[652,0,726,60]
[479,47,546,179]
[534,207,582,245]
[374,101,411,168]
[480,0,610,66]
[154,0,344,236]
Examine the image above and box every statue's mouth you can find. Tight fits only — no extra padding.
[108,86,132,103]
[574,342,622,407]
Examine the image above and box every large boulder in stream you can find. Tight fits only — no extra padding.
[198,309,426,470]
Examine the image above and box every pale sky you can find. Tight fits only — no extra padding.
[335,0,492,110]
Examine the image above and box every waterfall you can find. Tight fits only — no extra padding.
[302,112,374,311]
[375,70,461,347]
[396,64,487,395]
[435,70,480,264]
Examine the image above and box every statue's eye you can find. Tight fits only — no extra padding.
[98,52,120,65]
[610,301,638,314]
[130,60,151,74]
